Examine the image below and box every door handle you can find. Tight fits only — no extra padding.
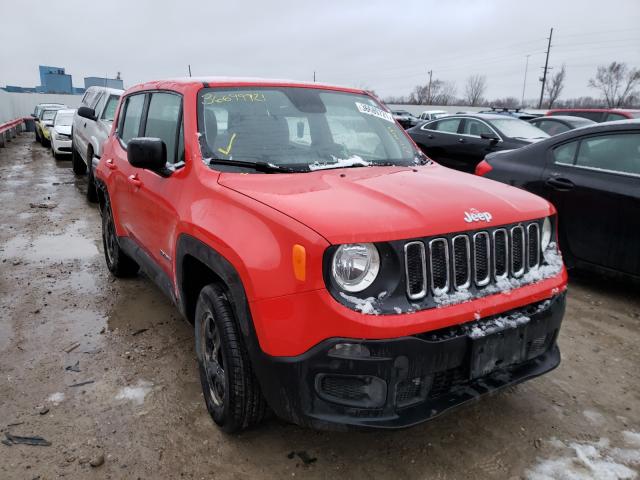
[458,138,465,143]
[545,176,574,191]
[83,122,87,128]
[128,174,142,188]
[427,134,434,139]
[105,158,117,170]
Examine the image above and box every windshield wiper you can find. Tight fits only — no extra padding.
[207,158,301,173]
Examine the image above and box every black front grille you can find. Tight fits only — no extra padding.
[404,220,544,301]
[405,242,426,299]
[474,232,490,286]
[430,239,449,293]
[512,226,525,276]
[453,236,470,288]
[494,229,508,277]
[320,376,367,401]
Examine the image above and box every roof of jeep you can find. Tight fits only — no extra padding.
[126,77,367,95]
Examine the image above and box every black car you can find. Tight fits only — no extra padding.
[529,115,595,136]
[478,107,542,121]
[391,109,419,129]
[477,120,640,278]
[407,114,549,172]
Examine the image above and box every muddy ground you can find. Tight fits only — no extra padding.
[1,133,639,480]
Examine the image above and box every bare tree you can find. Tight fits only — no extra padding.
[433,80,458,105]
[588,62,640,108]
[464,75,487,106]
[544,65,566,108]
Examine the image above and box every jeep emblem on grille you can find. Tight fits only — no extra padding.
[464,208,492,223]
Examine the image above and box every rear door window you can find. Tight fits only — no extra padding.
[119,94,146,144]
[461,119,494,137]
[426,118,461,133]
[575,133,640,175]
[143,92,183,165]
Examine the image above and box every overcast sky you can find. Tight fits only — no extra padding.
[1,0,639,102]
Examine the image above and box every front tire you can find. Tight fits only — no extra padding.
[72,143,87,175]
[195,284,266,433]
[101,196,139,277]
[86,149,98,203]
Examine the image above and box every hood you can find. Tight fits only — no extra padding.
[54,125,72,135]
[218,164,554,244]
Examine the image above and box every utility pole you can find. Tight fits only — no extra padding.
[313,71,316,82]
[521,54,530,107]
[188,65,192,77]
[426,69,433,104]
[538,28,553,108]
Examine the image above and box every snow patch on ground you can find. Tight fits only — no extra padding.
[583,409,606,425]
[115,380,153,405]
[526,433,640,480]
[47,392,65,404]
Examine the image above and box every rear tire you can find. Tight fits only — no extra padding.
[72,143,87,175]
[195,284,266,433]
[101,196,139,277]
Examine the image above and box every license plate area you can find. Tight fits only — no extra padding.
[469,327,526,379]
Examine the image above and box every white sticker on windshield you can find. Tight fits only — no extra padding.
[356,102,394,123]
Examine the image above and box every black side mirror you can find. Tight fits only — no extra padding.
[127,138,167,171]
[77,106,97,121]
[480,132,499,142]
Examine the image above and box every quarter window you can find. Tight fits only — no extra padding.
[553,141,578,165]
[575,133,640,175]
[143,92,183,165]
[119,94,145,144]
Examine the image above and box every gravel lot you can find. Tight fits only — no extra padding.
[1,134,639,479]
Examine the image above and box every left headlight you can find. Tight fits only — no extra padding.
[331,243,380,292]
[541,217,552,251]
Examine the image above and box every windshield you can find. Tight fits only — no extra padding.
[198,87,421,172]
[54,112,74,126]
[492,118,549,140]
[42,110,57,121]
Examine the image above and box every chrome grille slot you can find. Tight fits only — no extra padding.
[493,229,508,279]
[473,232,491,287]
[452,235,471,290]
[429,238,450,295]
[404,241,427,300]
[511,226,525,277]
[527,223,540,269]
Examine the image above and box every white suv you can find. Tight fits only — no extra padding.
[72,86,123,201]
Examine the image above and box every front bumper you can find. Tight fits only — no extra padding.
[52,138,72,154]
[255,292,565,430]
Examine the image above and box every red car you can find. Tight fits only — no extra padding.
[95,78,568,431]
[546,108,640,122]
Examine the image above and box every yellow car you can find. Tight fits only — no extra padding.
[35,106,64,146]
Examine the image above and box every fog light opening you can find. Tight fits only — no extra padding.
[328,343,371,358]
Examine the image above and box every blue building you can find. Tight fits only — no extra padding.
[37,65,73,94]
[84,76,124,90]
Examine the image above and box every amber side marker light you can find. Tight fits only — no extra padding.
[292,244,306,281]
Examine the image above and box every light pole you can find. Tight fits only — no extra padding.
[521,54,530,107]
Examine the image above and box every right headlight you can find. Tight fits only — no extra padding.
[331,243,380,292]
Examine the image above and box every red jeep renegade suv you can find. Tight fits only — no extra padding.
[95,78,568,431]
